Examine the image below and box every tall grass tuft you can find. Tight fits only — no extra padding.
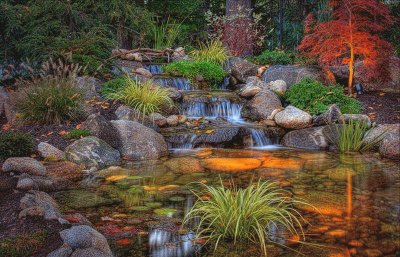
[16,59,85,125]
[190,40,229,65]
[151,18,181,49]
[184,181,306,256]
[333,119,387,153]
[107,77,173,119]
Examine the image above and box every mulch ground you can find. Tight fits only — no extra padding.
[358,90,400,124]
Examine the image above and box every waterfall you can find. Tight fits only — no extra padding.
[219,76,230,90]
[153,77,192,90]
[144,64,164,75]
[168,134,197,149]
[248,129,273,148]
[181,97,243,122]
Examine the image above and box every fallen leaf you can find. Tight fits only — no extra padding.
[76,124,82,129]
[47,131,54,136]
[116,238,132,246]
[58,130,67,136]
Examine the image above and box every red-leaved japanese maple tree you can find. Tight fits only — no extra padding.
[299,0,394,94]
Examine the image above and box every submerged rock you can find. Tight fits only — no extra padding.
[38,142,65,160]
[164,157,204,174]
[261,65,323,87]
[2,157,47,176]
[56,190,115,209]
[242,89,282,121]
[81,113,120,148]
[111,120,168,160]
[274,106,312,129]
[202,158,262,172]
[65,136,121,169]
[281,126,329,150]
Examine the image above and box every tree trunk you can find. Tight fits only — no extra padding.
[225,0,254,57]
[348,45,354,95]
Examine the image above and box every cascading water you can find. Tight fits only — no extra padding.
[167,134,197,150]
[248,129,272,147]
[181,97,243,122]
[144,64,164,74]
[153,77,192,90]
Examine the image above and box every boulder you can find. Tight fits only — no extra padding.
[165,87,182,101]
[261,65,323,87]
[225,57,259,83]
[75,76,101,100]
[17,173,70,192]
[379,132,400,160]
[242,89,283,121]
[20,190,61,220]
[267,80,287,94]
[135,68,152,78]
[71,248,113,257]
[65,137,121,169]
[0,86,8,116]
[111,59,143,76]
[166,115,187,126]
[38,142,65,160]
[115,105,160,132]
[172,47,189,61]
[239,84,262,98]
[47,245,73,257]
[312,104,341,126]
[111,120,168,160]
[2,157,46,176]
[363,124,399,150]
[281,126,329,150]
[45,161,83,181]
[149,113,168,127]
[59,225,112,255]
[274,106,312,129]
[81,113,120,148]
[340,114,371,127]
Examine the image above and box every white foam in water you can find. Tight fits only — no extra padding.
[153,77,192,90]
[249,129,272,147]
[149,229,197,257]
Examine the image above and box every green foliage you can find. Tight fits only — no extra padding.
[190,40,229,65]
[164,61,225,87]
[285,78,362,115]
[184,181,306,256]
[101,76,129,97]
[16,59,85,125]
[0,132,34,160]
[331,120,387,153]
[107,77,173,118]
[0,231,48,257]
[151,18,182,49]
[251,50,295,65]
[64,129,91,139]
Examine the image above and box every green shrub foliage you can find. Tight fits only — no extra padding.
[251,50,295,65]
[101,76,129,97]
[164,61,225,87]
[0,132,34,160]
[285,78,362,115]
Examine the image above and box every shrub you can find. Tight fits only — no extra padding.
[151,17,182,49]
[0,132,34,160]
[107,78,173,119]
[16,59,85,125]
[251,50,295,65]
[190,40,229,65]
[101,76,129,97]
[285,78,362,115]
[164,61,225,87]
[184,181,306,256]
[63,129,91,139]
[330,120,387,153]
[0,230,48,257]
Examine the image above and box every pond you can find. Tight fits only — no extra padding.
[55,148,400,257]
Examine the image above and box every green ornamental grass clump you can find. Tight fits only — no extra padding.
[285,78,362,115]
[190,40,229,65]
[164,60,225,87]
[101,76,129,97]
[107,77,173,118]
[0,132,34,160]
[251,50,295,65]
[184,181,306,256]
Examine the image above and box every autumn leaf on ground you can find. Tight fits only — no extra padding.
[76,124,82,129]
[47,131,54,136]
[58,130,67,136]
[1,123,12,131]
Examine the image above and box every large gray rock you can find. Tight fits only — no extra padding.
[379,132,400,160]
[75,76,102,100]
[238,77,266,98]
[281,126,329,150]
[242,89,283,121]
[71,248,113,257]
[115,105,160,132]
[274,106,312,129]
[225,57,259,83]
[111,120,168,160]
[2,157,46,176]
[47,245,73,257]
[38,142,65,160]
[81,113,120,148]
[267,80,287,94]
[17,173,70,192]
[312,104,341,126]
[65,136,121,169]
[262,65,322,87]
[341,114,371,127]
[364,124,400,149]
[59,225,112,255]
[20,190,61,220]
[149,113,168,127]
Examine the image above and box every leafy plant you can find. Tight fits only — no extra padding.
[101,76,129,97]
[0,132,34,160]
[0,231,48,257]
[151,17,182,49]
[16,59,85,125]
[164,61,225,87]
[285,78,362,115]
[107,77,173,118]
[63,129,91,139]
[331,120,387,153]
[251,50,295,65]
[190,40,229,65]
[184,180,306,256]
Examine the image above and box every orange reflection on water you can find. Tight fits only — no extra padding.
[202,158,262,172]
